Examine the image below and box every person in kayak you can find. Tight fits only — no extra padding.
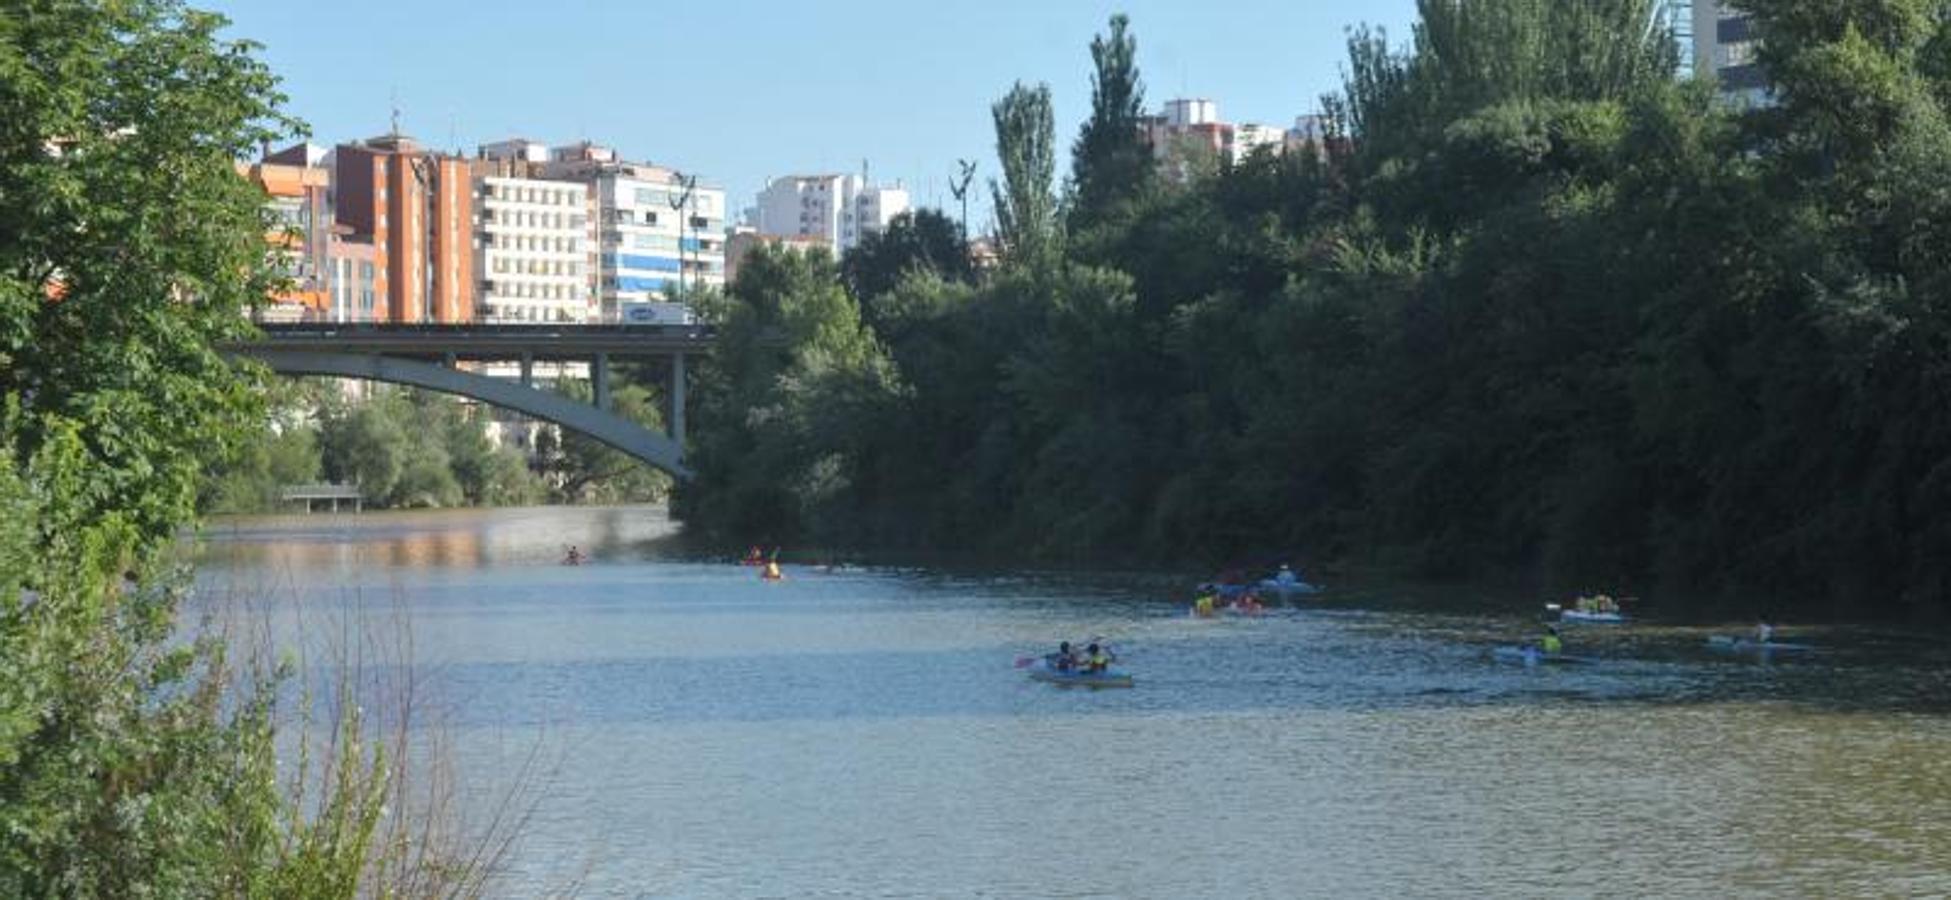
[1050,642,1078,671]
[1540,626,1563,655]
[762,560,784,581]
[1755,620,1775,643]
[1082,643,1113,673]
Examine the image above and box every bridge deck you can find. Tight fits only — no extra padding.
[242,323,716,360]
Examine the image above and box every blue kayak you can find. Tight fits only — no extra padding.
[1707,635,1815,653]
[1028,668,1135,689]
[1492,646,1598,666]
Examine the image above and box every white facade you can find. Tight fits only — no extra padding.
[1164,98,1218,127]
[1232,123,1286,163]
[479,138,550,164]
[545,157,726,316]
[753,174,910,254]
[476,176,591,323]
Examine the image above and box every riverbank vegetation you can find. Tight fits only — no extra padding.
[679,0,1951,621]
[202,379,670,513]
[3,2,507,892]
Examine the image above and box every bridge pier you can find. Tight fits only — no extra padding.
[520,352,534,388]
[593,351,611,411]
[671,352,686,448]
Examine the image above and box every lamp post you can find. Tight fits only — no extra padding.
[666,172,698,301]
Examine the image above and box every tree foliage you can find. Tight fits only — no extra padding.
[1069,14,1153,231]
[678,2,1951,621]
[989,81,1059,263]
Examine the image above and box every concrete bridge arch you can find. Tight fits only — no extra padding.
[237,348,691,479]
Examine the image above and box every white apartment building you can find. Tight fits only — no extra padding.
[475,173,592,323]
[544,152,727,318]
[753,173,910,255]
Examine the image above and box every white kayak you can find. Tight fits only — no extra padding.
[1707,635,1816,653]
[1558,609,1626,624]
[1258,577,1322,597]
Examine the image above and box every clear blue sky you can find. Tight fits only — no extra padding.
[203,0,1418,222]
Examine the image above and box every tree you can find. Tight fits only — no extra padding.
[989,82,1059,263]
[0,3,486,893]
[840,208,974,308]
[1069,14,1153,231]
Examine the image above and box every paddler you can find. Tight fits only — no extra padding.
[1540,625,1563,655]
[1082,643,1112,673]
[1052,641,1078,671]
[763,560,783,581]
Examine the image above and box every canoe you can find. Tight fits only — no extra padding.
[1491,646,1597,666]
[1028,668,1135,689]
[1706,635,1815,653]
[1558,609,1626,624]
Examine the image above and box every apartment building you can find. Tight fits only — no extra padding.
[752,173,910,255]
[334,133,476,323]
[542,144,727,319]
[474,141,593,323]
[1692,0,1768,105]
[241,143,332,321]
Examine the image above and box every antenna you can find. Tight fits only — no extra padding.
[389,88,402,137]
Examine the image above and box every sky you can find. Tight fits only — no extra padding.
[202,0,1418,222]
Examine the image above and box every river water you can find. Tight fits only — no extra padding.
[197,506,1951,898]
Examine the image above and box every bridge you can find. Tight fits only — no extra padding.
[224,323,715,478]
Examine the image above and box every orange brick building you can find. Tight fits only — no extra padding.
[334,134,475,323]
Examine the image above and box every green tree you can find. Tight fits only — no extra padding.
[1068,14,1153,231]
[537,377,671,504]
[840,208,974,309]
[989,81,1059,263]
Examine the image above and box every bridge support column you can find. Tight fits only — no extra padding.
[671,352,686,448]
[593,352,610,411]
[520,352,534,388]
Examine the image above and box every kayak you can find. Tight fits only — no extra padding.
[1258,578,1321,597]
[1558,609,1626,624]
[1028,668,1135,689]
[1707,635,1815,653]
[1491,646,1598,666]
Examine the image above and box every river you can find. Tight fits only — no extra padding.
[196,506,1951,898]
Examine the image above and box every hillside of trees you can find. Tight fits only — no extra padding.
[677,0,1951,621]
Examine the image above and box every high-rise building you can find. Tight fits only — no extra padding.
[333,133,475,323]
[753,173,910,255]
[475,142,593,323]
[543,144,727,319]
[1693,0,1767,105]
